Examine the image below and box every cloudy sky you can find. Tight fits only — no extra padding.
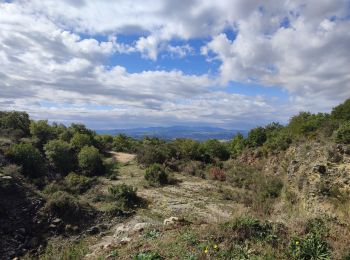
[1,0,350,129]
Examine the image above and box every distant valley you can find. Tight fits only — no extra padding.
[96,126,248,141]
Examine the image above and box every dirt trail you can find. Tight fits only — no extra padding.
[109,151,136,163]
[86,156,247,258]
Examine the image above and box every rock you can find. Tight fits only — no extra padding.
[2,176,12,180]
[163,216,179,226]
[18,228,26,234]
[133,222,149,232]
[120,237,131,244]
[313,165,327,174]
[87,226,99,235]
[49,224,56,229]
[52,218,61,224]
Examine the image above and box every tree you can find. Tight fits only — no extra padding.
[44,140,74,174]
[331,98,350,121]
[70,133,92,151]
[7,143,44,177]
[171,138,200,160]
[0,111,30,136]
[246,127,267,147]
[200,139,230,161]
[113,134,136,152]
[78,146,105,176]
[30,120,55,147]
[229,133,246,158]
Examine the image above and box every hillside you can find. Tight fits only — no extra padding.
[96,126,247,141]
[0,99,350,259]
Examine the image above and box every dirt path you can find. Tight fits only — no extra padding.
[86,161,247,259]
[109,151,136,163]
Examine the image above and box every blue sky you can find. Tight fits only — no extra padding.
[0,0,349,129]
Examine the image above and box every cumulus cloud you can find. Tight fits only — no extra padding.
[0,0,349,128]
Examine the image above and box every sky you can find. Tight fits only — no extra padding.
[0,0,350,129]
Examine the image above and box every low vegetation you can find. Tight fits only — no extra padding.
[1,98,350,259]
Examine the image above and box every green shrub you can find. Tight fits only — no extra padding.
[170,138,200,160]
[335,122,350,144]
[0,111,30,136]
[7,143,44,177]
[145,163,168,186]
[64,172,96,194]
[44,191,89,223]
[70,133,93,152]
[290,234,330,260]
[262,177,284,199]
[78,146,105,176]
[137,144,170,166]
[246,127,267,147]
[44,140,75,174]
[108,184,139,209]
[30,120,56,147]
[331,98,350,121]
[199,139,230,161]
[113,134,138,152]
[135,251,162,260]
[229,133,246,158]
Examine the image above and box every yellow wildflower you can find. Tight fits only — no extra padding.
[204,247,209,254]
[295,241,300,245]
[214,244,218,250]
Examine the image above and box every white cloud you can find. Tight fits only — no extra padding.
[0,0,349,128]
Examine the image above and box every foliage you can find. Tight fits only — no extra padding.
[40,240,88,260]
[246,127,267,147]
[170,138,200,160]
[44,140,74,174]
[77,146,105,176]
[108,184,139,209]
[135,252,162,260]
[145,163,168,186]
[288,112,329,137]
[30,120,56,147]
[70,133,93,152]
[0,111,30,136]
[335,122,350,144]
[199,139,230,162]
[209,167,226,181]
[44,191,88,223]
[113,134,138,152]
[229,133,246,158]
[290,234,330,260]
[64,172,96,194]
[137,144,170,166]
[7,143,44,177]
[331,98,350,121]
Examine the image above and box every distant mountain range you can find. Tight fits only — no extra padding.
[96,126,248,141]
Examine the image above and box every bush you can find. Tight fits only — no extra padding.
[331,98,350,121]
[209,167,226,181]
[7,143,44,177]
[108,184,139,209]
[137,144,170,166]
[113,134,137,152]
[246,127,267,147]
[335,122,350,144]
[229,133,246,158]
[30,120,56,147]
[70,133,93,152]
[0,111,30,136]
[44,140,75,174]
[44,191,89,223]
[64,172,96,194]
[135,252,162,260]
[170,138,200,160]
[199,139,230,162]
[145,164,168,186]
[78,146,105,176]
[290,234,330,260]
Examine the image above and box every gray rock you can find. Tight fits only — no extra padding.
[133,222,149,232]
[87,226,99,235]
[313,165,327,174]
